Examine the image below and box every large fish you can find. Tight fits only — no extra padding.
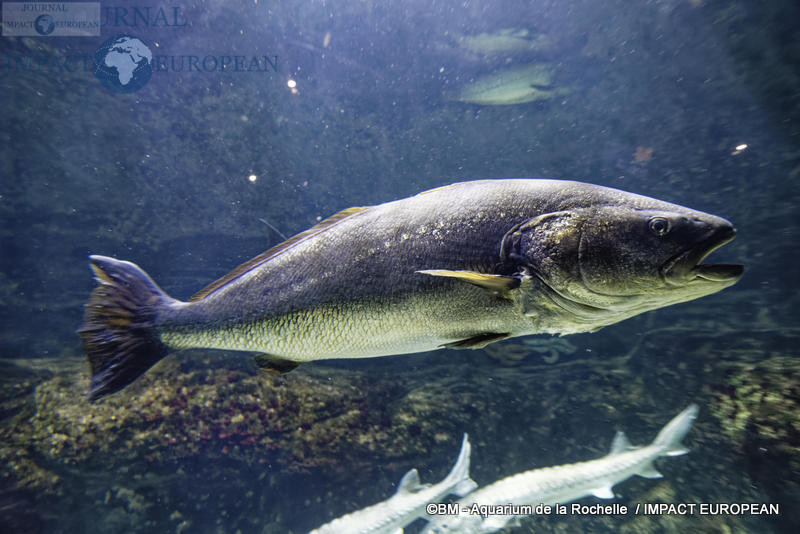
[421,404,699,534]
[309,434,476,534]
[79,179,742,401]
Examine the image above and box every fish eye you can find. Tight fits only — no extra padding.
[648,217,671,237]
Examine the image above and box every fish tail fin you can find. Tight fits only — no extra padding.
[652,404,699,457]
[77,255,174,402]
[444,433,478,497]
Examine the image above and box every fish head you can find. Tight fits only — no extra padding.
[510,200,742,328]
[575,205,742,301]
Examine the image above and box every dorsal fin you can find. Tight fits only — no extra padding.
[416,183,457,196]
[609,431,632,455]
[397,469,424,494]
[190,206,369,301]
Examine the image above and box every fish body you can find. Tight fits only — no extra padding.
[454,64,560,105]
[455,28,552,57]
[309,434,476,534]
[422,404,699,534]
[79,179,741,401]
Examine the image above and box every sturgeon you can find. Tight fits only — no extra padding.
[79,179,742,401]
[422,404,699,533]
[309,434,476,534]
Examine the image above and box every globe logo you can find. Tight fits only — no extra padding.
[94,35,154,94]
[34,14,55,35]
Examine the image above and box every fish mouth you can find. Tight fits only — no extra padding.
[663,225,743,285]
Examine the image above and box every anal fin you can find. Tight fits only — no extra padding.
[636,464,664,479]
[590,486,615,499]
[443,332,509,349]
[253,353,301,375]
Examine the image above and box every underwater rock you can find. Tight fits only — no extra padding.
[1,326,794,533]
[706,356,800,528]
[0,355,486,495]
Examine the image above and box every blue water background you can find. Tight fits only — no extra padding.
[1,0,798,532]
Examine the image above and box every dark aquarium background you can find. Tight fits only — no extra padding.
[1,0,798,532]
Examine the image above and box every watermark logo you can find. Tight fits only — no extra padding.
[93,34,153,93]
[2,2,101,36]
[34,14,55,35]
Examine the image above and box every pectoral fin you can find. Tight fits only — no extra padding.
[443,332,509,349]
[253,353,301,375]
[417,269,520,298]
